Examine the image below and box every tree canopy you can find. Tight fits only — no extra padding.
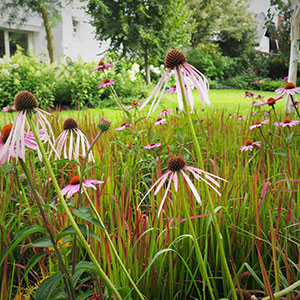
[85,0,195,84]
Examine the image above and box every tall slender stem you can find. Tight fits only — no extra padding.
[82,186,145,300]
[290,95,300,119]
[177,69,238,300]
[19,159,76,299]
[26,115,122,300]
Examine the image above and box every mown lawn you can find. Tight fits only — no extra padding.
[0,88,292,128]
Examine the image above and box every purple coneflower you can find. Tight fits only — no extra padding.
[144,142,161,149]
[0,90,55,163]
[274,118,299,127]
[256,94,264,100]
[91,60,113,71]
[61,176,103,199]
[166,85,176,94]
[238,115,246,120]
[138,155,227,216]
[140,49,210,116]
[250,119,269,130]
[155,117,167,126]
[257,95,283,107]
[54,118,94,162]
[240,139,260,152]
[253,80,264,84]
[248,112,257,117]
[0,124,43,164]
[229,113,236,119]
[158,109,172,117]
[125,100,143,110]
[275,82,300,96]
[245,91,256,98]
[115,122,131,131]
[282,76,288,82]
[2,105,15,113]
[98,78,115,89]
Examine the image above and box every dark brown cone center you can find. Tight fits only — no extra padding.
[164,49,186,69]
[167,155,186,172]
[63,118,78,130]
[14,90,38,111]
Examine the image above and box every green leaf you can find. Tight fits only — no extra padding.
[35,273,64,300]
[25,237,53,248]
[24,251,49,283]
[73,261,98,285]
[286,132,294,142]
[244,262,265,289]
[72,207,105,230]
[118,286,133,300]
[75,292,94,300]
[0,225,46,267]
[57,224,101,242]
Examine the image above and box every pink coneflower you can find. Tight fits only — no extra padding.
[2,105,15,113]
[155,117,167,126]
[275,82,300,96]
[274,118,299,127]
[91,60,113,71]
[158,109,172,117]
[125,100,143,110]
[282,76,288,82]
[249,119,269,130]
[0,90,55,163]
[229,113,236,119]
[54,118,94,162]
[138,155,227,216]
[115,122,131,131]
[245,91,256,98]
[144,142,161,149]
[61,176,103,199]
[238,115,246,120]
[291,100,300,107]
[98,78,115,89]
[140,49,210,116]
[240,139,260,152]
[257,95,283,106]
[166,85,176,94]
[256,94,264,100]
[248,112,258,116]
[253,80,264,84]
[0,124,43,164]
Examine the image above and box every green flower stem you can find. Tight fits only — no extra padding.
[261,279,300,300]
[179,177,215,300]
[19,158,76,300]
[177,69,238,300]
[82,186,145,300]
[26,115,122,300]
[259,127,273,152]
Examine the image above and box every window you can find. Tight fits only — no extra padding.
[72,17,79,35]
[0,29,30,58]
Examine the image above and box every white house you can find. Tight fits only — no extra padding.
[0,0,108,62]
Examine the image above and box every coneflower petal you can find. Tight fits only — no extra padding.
[154,171,171,195]
[173,172,178,192]
[157,172,173,217]
[180,170,202,205]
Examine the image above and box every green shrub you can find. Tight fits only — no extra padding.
[0,49,146,110]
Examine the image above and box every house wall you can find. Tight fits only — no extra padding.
[0,0,108,63]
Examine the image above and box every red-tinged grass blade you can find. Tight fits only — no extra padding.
[255,243,275,300]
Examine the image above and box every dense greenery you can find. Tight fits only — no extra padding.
[0,49,145,109]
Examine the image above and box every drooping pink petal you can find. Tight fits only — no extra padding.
[180,170,202,205]
[173,172,178,192]
[157,172,174,217]
[154,171,171,195]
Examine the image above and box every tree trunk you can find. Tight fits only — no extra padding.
[41,6,55,63]
[144,48,151,85]
[286,5,300,113]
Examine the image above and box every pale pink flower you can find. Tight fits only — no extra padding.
[257,95,283,106]
[251,101,261,106]
[98,78,115,89]
[140,49,210,116]
[0,91,56,163]
[137,155,227,216]
[253,80,264,84]
[54,118,94,162]
[238,115,246,120]
[256,94,264,100]
[61,176,103,199]
[248,112,258,116]
[250,119,269,130]
[2,105,15,113]
[274,118,299,127]
[240,140,260,152]
[158,109,172,117]
[115,122,131,131]
[155,118,167,126]
[275,82,300,96]
[125,100,143,110]
[0,124,45,164]
[229,113,236,119]
[166,85,176,94]
[291,100,300,107]
[91,60,113,71]
[144,142,161,149]
[245,91,256,98]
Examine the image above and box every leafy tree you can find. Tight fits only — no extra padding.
[85,0,195,84]
[0,0,62,63]
[188,0,257,57]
